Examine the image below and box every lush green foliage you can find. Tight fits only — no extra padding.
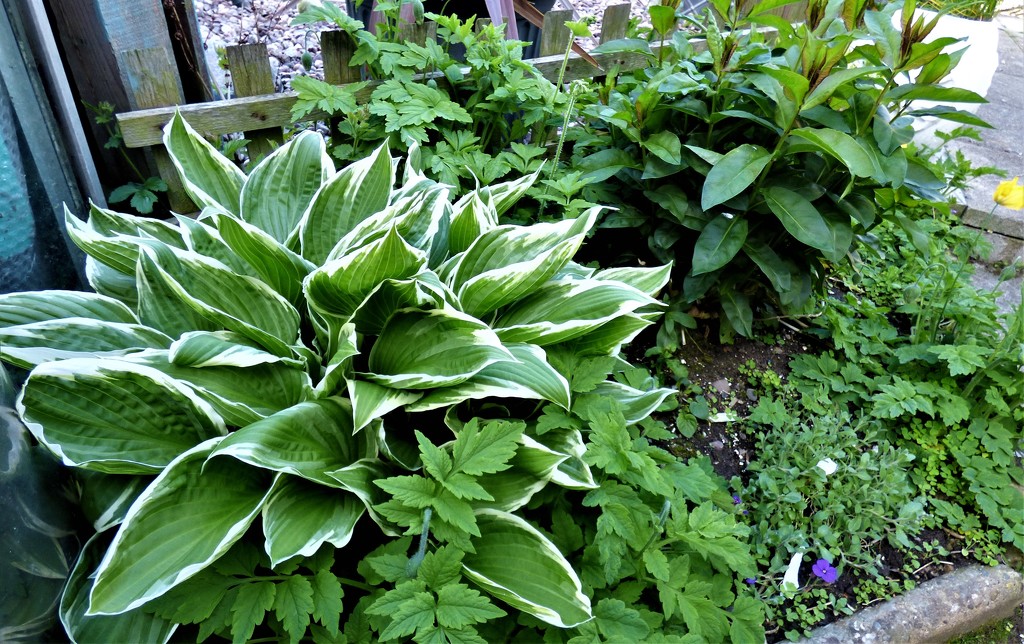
[567,0,989,338]
[0,113,768,642]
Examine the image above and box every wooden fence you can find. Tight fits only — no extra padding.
[111,3,788,211]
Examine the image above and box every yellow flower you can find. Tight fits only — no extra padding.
[993,177,1024,210]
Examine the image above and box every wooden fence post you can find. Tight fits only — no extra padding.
[225,44,280,167]
[118,47,195,213]
[600,4,631,44]
[539,9,574,58]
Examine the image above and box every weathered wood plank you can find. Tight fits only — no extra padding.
[538,9,574,57]
[117,28,778,150]
[118,47,194,212]
[226,43,280,165]
[599,3,631,44]
[322,30,360,85]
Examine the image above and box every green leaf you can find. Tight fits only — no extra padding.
[163,111,245,215]
[743,238,793,294]
[365,308,514,389]
[168,330,302,368]
[348,378,422,433]
[137,244,301,356]
[274,575,316,643]
[263,475,364,566]
[60,533,178,644]
[0,318,171,370]
[701,144,772,211]
[209,397,375,488]
[231,581,276,644]
[448,208,598,318]
[643,131,682,165]
[494,279,661,346]
[802,66,887,111]
[88,438,273,615]
[408,343,571,412]
[928,344,992,376]
[763,186,835,254]
[463,510,592,628]
[376,585,435,641]
[435,584,505,628]
[213,213,316,306]
[692,215,749,275]
[720,286,753,338]
[305,226,428,321]
[299,142,393,264]
[592,597,650,641]
[789,127,875,178]
[451,418,523,477]
[0,290,138,326]
[18,358,225,474]
[312,568,345,636]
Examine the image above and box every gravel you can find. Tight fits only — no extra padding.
[192,0,654,95]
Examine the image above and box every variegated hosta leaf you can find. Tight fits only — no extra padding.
[534,427,597,490]
[61,532,177,644]
[555,313,655,358]
[448,208,600,318]
[348,378,421,433]
[170,330,305,369]
[298,142,394,265]
[494,279,662,346]
[262,475,364,566]
[313,322,359,397]
[85,202,184,247]
[211,213,315,306]
[347,270,454,336]
[472,436,567,512]
[0,318,172,369]
[88,438,274,615]
[0,290,132,327]
[448,190,498,255]
[82,263,136,315]
[477,166,543,216]
[575,381,675,425]
[329,180,450,266]
[121,349,311,428]
[593,263,673,297]
[325,457,401,536]
[174,214,254,276]
[137,245,300,356]
[463,509,592,628]
[17,358,226,474]
[136,248,221,339]
[408,343,570,412]
[65,208,164,276]
[240,130,334,243]
[304,226,428,320]
[78,471,150,532]
[163,111,245,215]
[364,308,516,390]
[208,397,376,488]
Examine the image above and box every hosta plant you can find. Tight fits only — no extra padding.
[0,113,761,642]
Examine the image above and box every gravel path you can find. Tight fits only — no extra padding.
[193,0,652,95]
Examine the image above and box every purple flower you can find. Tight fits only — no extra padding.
[732,495,742,505]
[812,559,838,584]
[744,578,756,585]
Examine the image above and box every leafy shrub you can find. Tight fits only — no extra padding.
[569,0,989,339]
[0,114,764,641]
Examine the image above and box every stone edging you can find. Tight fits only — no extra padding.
[803,564,1024,643]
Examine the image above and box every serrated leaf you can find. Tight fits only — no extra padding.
[312,569,344,636]
[231,581,276,644]
[435,583,506,628]
[275,575,316,643]
[417,546,464,589]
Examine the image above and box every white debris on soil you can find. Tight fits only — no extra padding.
[192,0,653,95]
